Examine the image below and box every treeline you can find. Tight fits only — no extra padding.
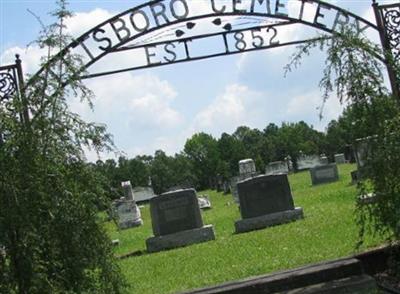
[92,102,394,197]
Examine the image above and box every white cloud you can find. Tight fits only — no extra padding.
[193,84,259,134]
[190,84,345,142]
[65,8,114,37]
[1,8,115,75]
[129,92,183,128]
[67,72,184,159]
[1,6,184,160]
[1,45,45,74]
[76,73,183,129]
[286,90,345,131]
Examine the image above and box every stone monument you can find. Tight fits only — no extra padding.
[354,137,373,170]
[285,155,293,172]
[234,174,303,234]
[132,186,155,203]
[310,163,339,185]
[334,153,346,164]
[121,180,135,201]
[265,161,289,175]
[320,154,329,165]
[198,195,212,209]
[239,158,256,175]
[111,181,143,229]
[146,189,215,252]
[112,199,143,229]
[296,154,321,171]
[351,137,373,183]
[230,158,258,203]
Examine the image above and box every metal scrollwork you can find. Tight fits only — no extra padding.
[382,5,400,60]
[0,71,18,101]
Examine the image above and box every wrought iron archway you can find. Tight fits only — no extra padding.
[0,0,399,101]
[39,0,381,79]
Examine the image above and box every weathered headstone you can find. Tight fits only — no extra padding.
[320,154,329,165]
[310,163,339,185]
[230,158,258,203]
[223,181,230,194]
[354,137,371,170]
[121,180,135,201]
[132,186,155,203]
[285,155,293,172]
[113,199,143,229]
[296,154,321,171]
[146,189,215,252]
[239,158,256,175]
[234,174,303,233]
[230,176,241,203]
[334,153,346,164]
[198,195,212,210]
[265,161,289,175]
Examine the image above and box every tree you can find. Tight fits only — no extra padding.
[150,150,176,194]
[184,133,220,189]
[0,1,123,293]
[171,153,198,190]
[117,156,150,188]
[232,126,265,171]
[273,121,324,168]
[217,132,246,178]
[286,25,400,249]
[325,98,399,158]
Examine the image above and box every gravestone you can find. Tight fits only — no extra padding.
[223,181,230,194]
[354,137,371,170]
[239,158,256,175]
[296,154,321,171]
[113,199,143,229]
[230,176,241,203]
[198,195,212,210]
[121,180,135,201]
[334,153,346,164]
[234,174,303,233]
[353,136,376,182]
[132,186,155,203]
[265,161,289,175]
[146,189,215,252]
[230,158,258,203]
[310,163,339,185]
[320,154,329,165]
[285,155,293,172]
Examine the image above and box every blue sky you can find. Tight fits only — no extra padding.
[0,0,393,161]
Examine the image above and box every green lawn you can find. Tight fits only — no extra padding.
[105,164,384,294]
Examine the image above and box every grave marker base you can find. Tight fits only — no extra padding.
[146,225,215,253]
[235,207,303,234]
[118,219,143,230]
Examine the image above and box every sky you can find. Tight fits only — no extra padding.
[0,0,395,161]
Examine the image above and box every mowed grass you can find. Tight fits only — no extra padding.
[104,164,385,294]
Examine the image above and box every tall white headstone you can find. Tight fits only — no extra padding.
[231,159,258,203]
[121,181,135,201]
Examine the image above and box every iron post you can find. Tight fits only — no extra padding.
[372,0,400,103]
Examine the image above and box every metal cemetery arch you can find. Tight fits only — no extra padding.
[29,0,382,80]
[1,0,394,102]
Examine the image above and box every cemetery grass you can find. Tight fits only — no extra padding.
[104,164,385,294]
